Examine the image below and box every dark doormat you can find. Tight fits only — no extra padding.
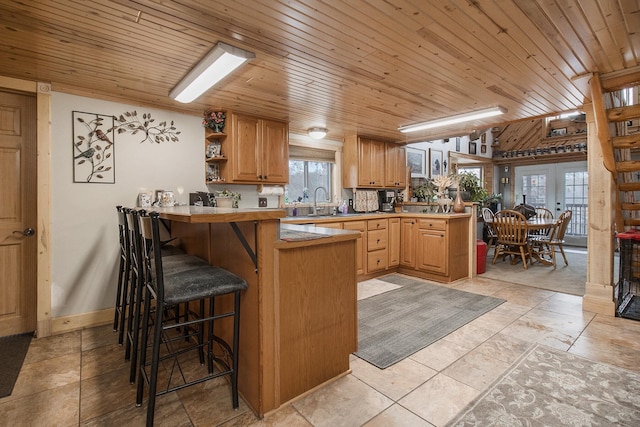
[0,332,33,398]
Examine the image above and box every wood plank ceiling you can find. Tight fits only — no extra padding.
[0,0,638,144]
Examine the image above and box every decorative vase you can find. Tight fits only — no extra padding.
[453,189,465,213]
[215,196,233,208]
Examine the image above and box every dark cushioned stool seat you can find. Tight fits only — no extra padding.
[164,265,247,305]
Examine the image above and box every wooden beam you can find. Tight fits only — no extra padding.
[589,74,616,175]
[607,104,640,123]
[600,69,640,92]
[612,135,640,149]
[616,160,640,173]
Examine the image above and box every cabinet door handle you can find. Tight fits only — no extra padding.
[377,239,380,243]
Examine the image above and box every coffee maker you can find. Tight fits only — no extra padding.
[379,190,396,212]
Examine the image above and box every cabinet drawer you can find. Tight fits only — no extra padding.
[367,229,388,251]
[368,218,388,230]
[367,249,388,272]
[417,219,446,231]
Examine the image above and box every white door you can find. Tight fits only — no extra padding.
[515,161,587,247]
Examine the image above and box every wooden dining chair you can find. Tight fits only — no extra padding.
[529,207,554,239]
[492,209,531,269]
[481,208,497,252]
[531,210,572,269]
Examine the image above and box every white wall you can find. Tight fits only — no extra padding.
[51,92,204,317]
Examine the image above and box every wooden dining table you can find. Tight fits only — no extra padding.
[486,216,556,266]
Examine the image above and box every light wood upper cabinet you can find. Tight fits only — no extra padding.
[343,136,385,188]
[343,136,406,189]
[227,113,289,184]
[384,144,407,188]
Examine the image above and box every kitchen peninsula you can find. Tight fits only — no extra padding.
[151,206,358,417]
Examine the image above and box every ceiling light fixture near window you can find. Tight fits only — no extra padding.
[398,106,507,133]
[308,127,328,139]
[169,42,255,103]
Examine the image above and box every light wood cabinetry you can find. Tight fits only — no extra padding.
[222,113,289,184]
[366,218,388,273]
[388,217,400,266]
[401,217,469,282]
[343,221,366,276]
[400,218,416,267]
[384,144,407,188]
[342,136,385,188]
[416,219,447,274]
[283,213,471,283]
[205,128,228,184]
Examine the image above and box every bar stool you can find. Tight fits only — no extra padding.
[124,208,197,383]
[136,211,247,426]
[113,206,132,345]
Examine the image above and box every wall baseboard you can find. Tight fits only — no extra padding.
[51,308,115,335]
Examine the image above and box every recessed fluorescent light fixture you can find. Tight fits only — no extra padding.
[169,42,255,103]
[398,106,507,133]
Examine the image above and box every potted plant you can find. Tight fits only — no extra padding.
[454,172,488,202]
[413,180,437,202]
[215,189,241,208]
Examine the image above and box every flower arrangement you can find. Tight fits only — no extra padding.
[203,110,226,132]
[432,174,454,197]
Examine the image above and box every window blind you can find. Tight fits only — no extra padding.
[289,145,335,162]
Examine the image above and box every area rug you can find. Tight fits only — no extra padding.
[0,332,33,398]
[482,248,589,296]
[448,344,640,426]
[355,275,505,369]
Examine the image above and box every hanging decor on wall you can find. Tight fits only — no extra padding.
[72,111,115,183]
[110,110,181,144]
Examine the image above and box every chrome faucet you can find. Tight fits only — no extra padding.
[313,186,328,216]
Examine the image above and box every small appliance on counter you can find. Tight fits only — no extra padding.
[379,190,396,212]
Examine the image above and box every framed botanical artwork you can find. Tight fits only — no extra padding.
[455,137,461,152]
[481,133,486,144]
[406,147,427,177]
[430,149,443,177]
[469,141,477,155]
[481,144,487,154]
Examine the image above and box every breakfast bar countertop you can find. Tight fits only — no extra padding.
[147,205,286,223]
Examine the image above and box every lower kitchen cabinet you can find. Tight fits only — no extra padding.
[388,217,400,266]
[366,219,388,273]
[343,221,366,276]
[400,218,416,268]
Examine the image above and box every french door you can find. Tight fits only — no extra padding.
[514,161,588,247]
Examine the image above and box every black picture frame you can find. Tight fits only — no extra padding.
[469,141,477,155]
[481,144,487,154]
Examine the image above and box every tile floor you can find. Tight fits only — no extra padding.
[3,269,640,426]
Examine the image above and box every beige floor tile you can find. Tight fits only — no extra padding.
[452,277,512,296]
[358,279,402,300]
[580,314,640,351]
[499,317,575,350]
[492,285,555,307]
[363,404,434,426]
[409,339,471,372]
[293,375,393,427]
[220,404,312,426]
[82,324,119,352]
[82,342,130,380]
[7,353,80,401]
[178,377,252,426]
[82,392,192,426]
[24,330,81,364]
[350,356,437,401]
[570,335,640,372]
[474,333,533,365]
[442,347,512,391]
[80,366,138,422]
[0,382,79,427]
[439,322,495,350]
[536,292,593,317]
[398,373,479,426]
